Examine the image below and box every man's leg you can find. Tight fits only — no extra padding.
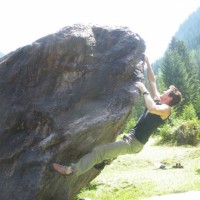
[72,135,143,176]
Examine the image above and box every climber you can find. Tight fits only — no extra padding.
[52,55,182,176]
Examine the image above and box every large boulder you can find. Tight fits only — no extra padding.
[0,24,145,200]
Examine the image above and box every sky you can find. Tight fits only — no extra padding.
[1,0,200,61]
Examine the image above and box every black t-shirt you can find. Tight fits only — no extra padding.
[131,107,166,144]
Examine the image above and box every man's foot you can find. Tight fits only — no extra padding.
[52,163,73,175]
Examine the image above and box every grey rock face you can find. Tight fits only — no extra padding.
[0,24,145,200]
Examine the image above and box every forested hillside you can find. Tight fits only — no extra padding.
[175,7,200,49]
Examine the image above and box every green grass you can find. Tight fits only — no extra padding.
[76,139,200,200]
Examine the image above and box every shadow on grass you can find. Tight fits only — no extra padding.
[74,182,104,200]
[195,169,200,175]
[85,182,104,191]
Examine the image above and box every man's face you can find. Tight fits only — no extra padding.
[160,88,173,103]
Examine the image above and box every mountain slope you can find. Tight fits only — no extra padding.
[175,6,200,49]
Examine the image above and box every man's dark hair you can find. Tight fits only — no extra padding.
[168,85,182,107]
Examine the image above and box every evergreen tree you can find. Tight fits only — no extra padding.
[156,68,166,93]
[191,48,200,117]
[162,50,188,101]
[191,48,200,81]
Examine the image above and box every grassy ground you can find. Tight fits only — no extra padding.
[76,139,200,200]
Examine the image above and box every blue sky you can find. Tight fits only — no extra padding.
[1,0,200,61]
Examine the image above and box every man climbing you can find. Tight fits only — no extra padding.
[52,55,182,176]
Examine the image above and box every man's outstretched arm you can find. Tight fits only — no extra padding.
[144,56,160,101]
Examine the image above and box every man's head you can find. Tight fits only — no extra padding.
[160,85,182,107]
